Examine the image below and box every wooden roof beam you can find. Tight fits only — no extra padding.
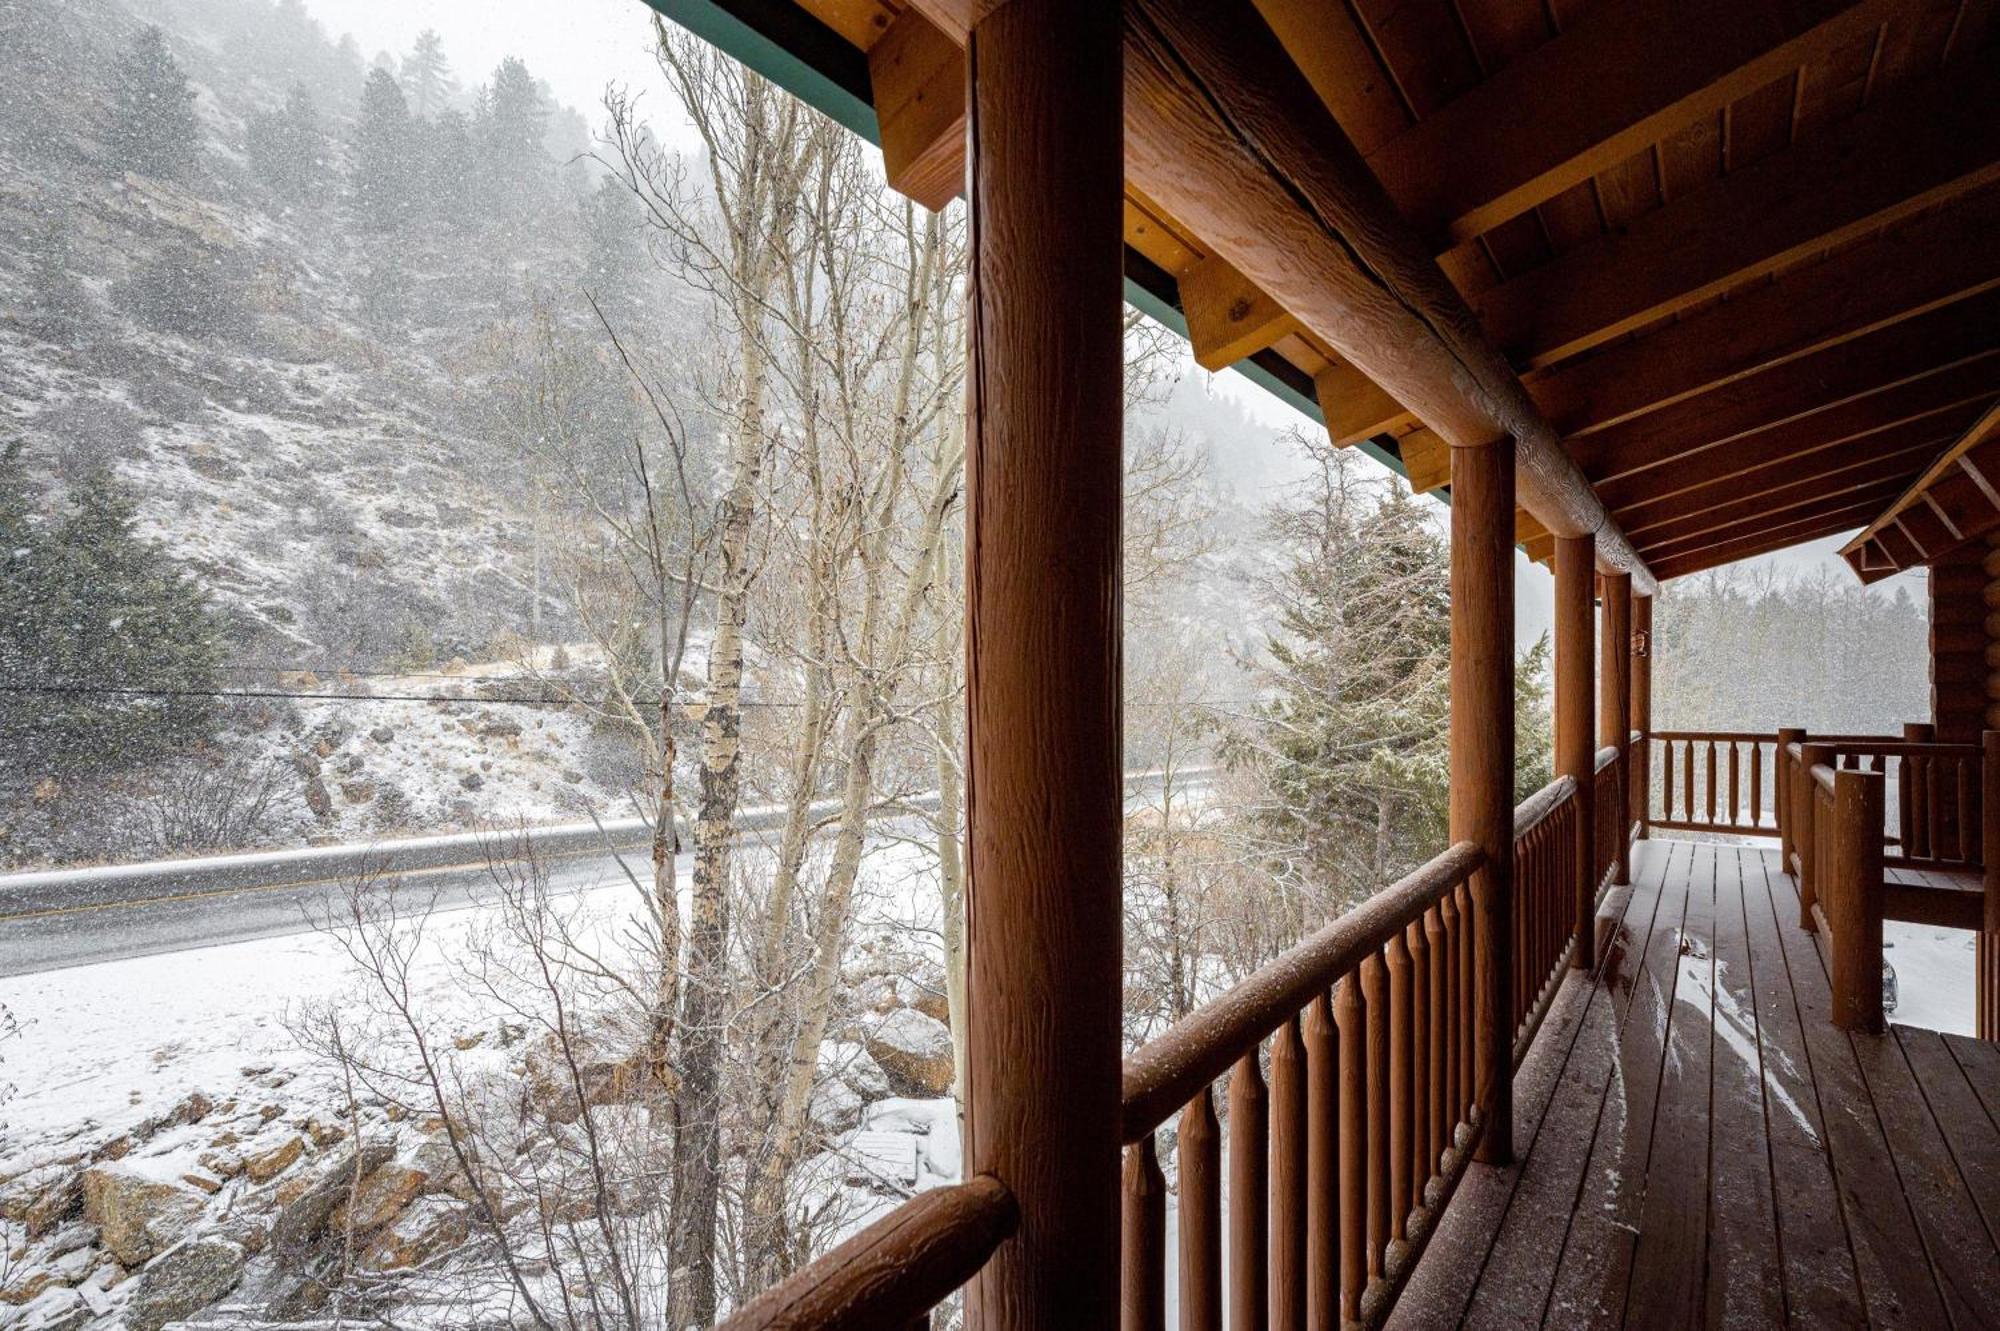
[1569,293,2000,484]
[1179,255,1300,371]
[1622,440,1947,543]
[1124,0,1656,593]
[1597,385,2000,515]
[870,9,967,212]
[1535,185,2000,437]
[1839,401,2000,578]
[1651,502,1889,580]
[1363,0,1893,251]
[1636,477,1910,560]
[1478,58,2000,368]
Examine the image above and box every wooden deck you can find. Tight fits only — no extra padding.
[1395,838,2000,1329]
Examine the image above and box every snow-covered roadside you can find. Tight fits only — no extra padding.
[0,836,959,1327]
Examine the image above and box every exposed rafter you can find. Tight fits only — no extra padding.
[1842,401,2000,581]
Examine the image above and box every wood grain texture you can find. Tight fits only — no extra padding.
[1121,0,1656,592]
[1450,440,1517,1165]
[961,5,1125,1326]
[1556,536,1598,969]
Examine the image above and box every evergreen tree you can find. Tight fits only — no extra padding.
[25,217,89,337]
[107,26,200,180]
[401,29,455,117]
[480,57,546,201]
[581,176,650,324]
[0,452,228,772]
[351,67,414,230]
[1226,447,1552,918]
[246,83,327,205]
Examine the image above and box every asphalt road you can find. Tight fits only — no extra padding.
[0,770,1209,977]
[0,837,664,978]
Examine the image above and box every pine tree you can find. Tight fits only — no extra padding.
[0,455,227,772]
[247,84,326,205]
[402,29,455,117]
[351,68,414,230]
[480,57,546,199]
[107,26,200,180]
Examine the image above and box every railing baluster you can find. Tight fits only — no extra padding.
[1408,918,1431,1210]
[1363,949,1390,1281]
[1303,993,1337,1328]
[1424,905,1448,1191]
[1456,882,1475,1126]
[1663,738,1675,824]
[1958,757,1976,865]
[1269,1015,1305,1331]
[1751,742,1763,827]
[1123,1136,1166,1331]
[1684,742,1695,824]
[1335,972,1365,1325]
[1706,740,1718,823]
[1728,741,1741,827]
[1180,1087,1221,1331]
[1388,931,1414,1239]
[1229,1053,1268,1331]
[1928,755,1944,863]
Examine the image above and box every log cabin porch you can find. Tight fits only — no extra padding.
[1396,836,2000,1329]
[630,0,2000,1325]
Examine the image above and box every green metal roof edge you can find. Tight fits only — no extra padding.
[640,0,1411,486]
[1118,275,1406,479]
[639,0,881,144]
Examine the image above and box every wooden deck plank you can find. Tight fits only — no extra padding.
[1943,1033,2000,1129]
[1395,839,2000,1329]
[1850,1025,2000,1325]
[1623,840,1719,1328]
[1450,841,1681,1328]
[1699,846,1786,1329]
[1543,842,1695,1325]
[1739,846,1866,1329]
[1896,1027,2000,1253]
[1767,859,1952,1326]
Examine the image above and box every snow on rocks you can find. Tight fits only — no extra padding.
[124,1238,244,1331]
[863,1007,955,1098]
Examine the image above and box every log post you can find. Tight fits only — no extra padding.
[962,4,1124,1326]
[1632,594,1653,839]
[1555,535,1597,969]
[1827,768,1885,1034]
[1777,727,1806,868]
[1981,732,1999,1040]
[1450,438,1515,1166]
[1599,573,1633,887]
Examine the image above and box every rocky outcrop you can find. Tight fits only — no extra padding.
[126,1238,244,1331]
[269,1142,395,1266]
[80,1164,206,1267]
[864,1008,955,1098]
[357,1196,469,1272]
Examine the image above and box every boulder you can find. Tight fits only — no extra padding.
[369,726,395,744]
[21,1170,82,1239]
[303,776,333,819]
[125,1238,245,1331]
[864,1008,956,1098]
[269,1142,395,1266]
[358,1197,469,1272]
[81,1164,207,1266]
[244,1136,305,1183]
[334,1163,426,1234]
[15,1286,89,1331]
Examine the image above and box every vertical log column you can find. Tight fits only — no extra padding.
[1449,439,1515,1166]
[1631,593,1653,840]
[1555,536,1597,970]
[963,4,1124,1327]
[1599,573,1633,888]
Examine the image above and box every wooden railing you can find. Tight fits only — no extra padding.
[719,1175,1018,1330]
[1514,776,1581,1061]
[1804,761,1887,1033]
[1119,841,1488,1329]
[1653,730,1780,833]
[725,780,1630,1330]
[1778,735,1985,873]
[1593,744,1621,888]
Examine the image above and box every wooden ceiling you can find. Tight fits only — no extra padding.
[713,0,2000,582]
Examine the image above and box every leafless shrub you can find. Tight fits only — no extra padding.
[123,752,286,855]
